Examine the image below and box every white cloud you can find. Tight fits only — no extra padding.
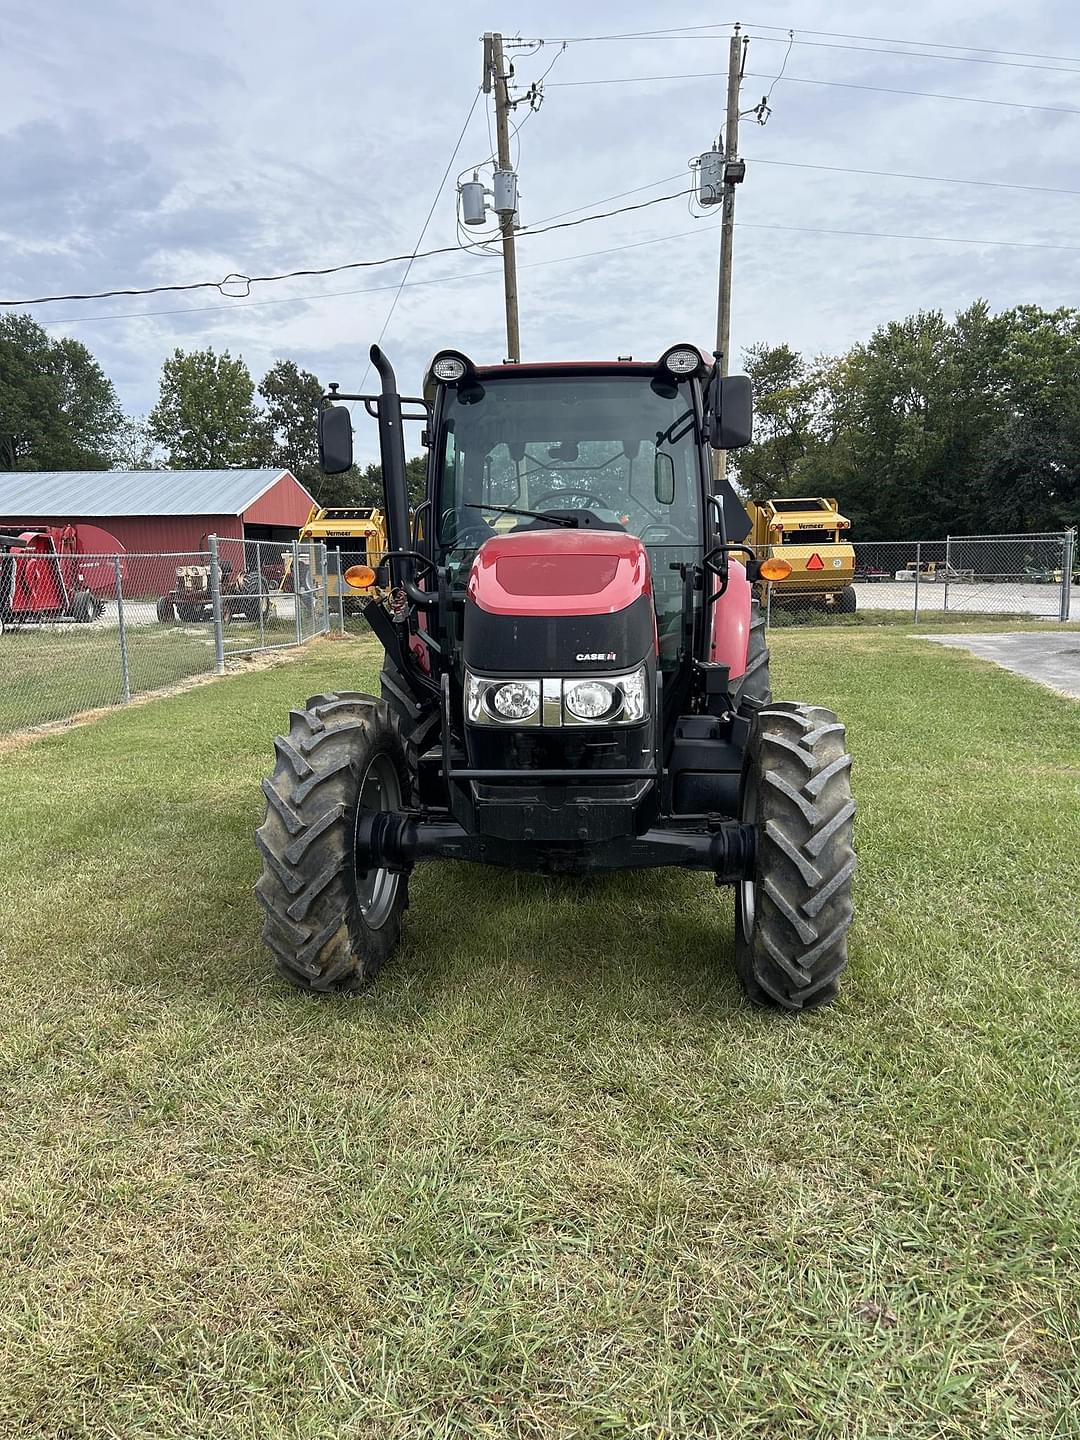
[6,0,1080,466]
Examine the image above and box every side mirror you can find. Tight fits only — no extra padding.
[654,451,676,505]
[706,373,753,450]
[318,404,354,474]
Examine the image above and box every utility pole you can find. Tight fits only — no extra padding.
[487,32,521,362]
[714,26,747,480]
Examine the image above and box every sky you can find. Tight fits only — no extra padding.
[4,0,1080,464]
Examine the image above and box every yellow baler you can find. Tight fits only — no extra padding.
[746,497,857,611]
[286,505,392,613]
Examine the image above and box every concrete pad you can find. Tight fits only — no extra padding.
[921,632,1080,699]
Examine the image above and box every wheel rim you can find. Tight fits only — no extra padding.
[354,752,401,928]
[737,777,758,941]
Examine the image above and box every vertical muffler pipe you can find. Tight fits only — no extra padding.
[369,344,415,595]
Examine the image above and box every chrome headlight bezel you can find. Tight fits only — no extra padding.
[465,665,649,728]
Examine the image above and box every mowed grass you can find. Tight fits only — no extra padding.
[0,631,1077,1438]
[0,619,296,733]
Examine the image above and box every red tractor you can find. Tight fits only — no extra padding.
[0,524,121,635]
[255,345,856,1009]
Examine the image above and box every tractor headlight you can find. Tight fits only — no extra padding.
[465,666,649,728]
[491,680,540,721]
[563,665,648,725]
[564,679,616,721]
[466,673,541,725]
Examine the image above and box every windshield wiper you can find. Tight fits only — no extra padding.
[465,503,577,528]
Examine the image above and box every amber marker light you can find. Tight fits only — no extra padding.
[759,557,793,581]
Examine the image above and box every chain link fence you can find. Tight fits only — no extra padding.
[760,530,1076,628]
[1,536,330,738]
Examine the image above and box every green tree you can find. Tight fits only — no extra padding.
[982,305,1080,530]
[731,342,824,502]
[256,359,323,486]
[0,313,123,470]
[800,303,1008,538]
[113,415,158,470]
[148,347,261,468]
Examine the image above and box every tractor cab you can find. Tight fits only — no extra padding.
[254,343,855,1012]
[427,353,731,673]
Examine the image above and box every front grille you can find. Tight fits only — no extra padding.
[467,724,651,772]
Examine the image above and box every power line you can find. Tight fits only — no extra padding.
[743,32,1080,76]
[750,155,1080,199]
[546,68,1080,116]
[738,23,1080,68]
[40,207,1080,333]
[521,22,1080,67]
[0,188,696,308]
[530,173,686,226]
[41,223,726,329]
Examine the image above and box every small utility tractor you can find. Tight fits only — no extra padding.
[256,345,856,1009]
[0,524,117,635]
[157,560,272,624]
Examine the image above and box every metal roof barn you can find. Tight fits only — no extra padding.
[0,468,318,592]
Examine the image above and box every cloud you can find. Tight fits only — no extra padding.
[5,0,1080,467]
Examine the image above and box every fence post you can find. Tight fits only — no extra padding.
[208,534,226,675]
[1061,529,1075,623]
[913,542,921,624]
[114,555,131,704]
[292,541,303,646]
[335,548,346,633]
[256,540,266,652]
[765,581,772,630]
[319,543,329,635]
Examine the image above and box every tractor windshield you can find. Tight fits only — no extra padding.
[435,374,704,667]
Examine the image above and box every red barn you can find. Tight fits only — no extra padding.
[0,468,317,591]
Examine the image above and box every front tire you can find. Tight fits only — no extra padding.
[735,703,856,1009]
[255,693,412,993]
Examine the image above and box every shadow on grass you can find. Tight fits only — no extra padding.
[135,856,753,1028]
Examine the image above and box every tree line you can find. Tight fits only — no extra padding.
[0,313,414,508]
[4,302,1079,536]
[733,301,1080,538]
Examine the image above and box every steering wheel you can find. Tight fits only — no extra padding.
[440,507,494,547]
[533,487,603,510]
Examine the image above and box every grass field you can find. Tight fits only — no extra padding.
[0,618,297,734]
[1,631,1077,1438]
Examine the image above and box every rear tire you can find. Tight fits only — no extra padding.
[255,693,412,993]
[838,585,857,614]
[156,596,175,623]
[734,703,856,1009]
[735,599,771,717]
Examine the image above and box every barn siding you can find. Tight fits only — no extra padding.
[0,472,313,599]
[242,472,317,528]
[0,514,243,595]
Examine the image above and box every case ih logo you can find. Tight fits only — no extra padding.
[576,652,617,662]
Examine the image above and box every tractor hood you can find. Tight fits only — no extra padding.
[466,530,651,617]
[464,530,657,675]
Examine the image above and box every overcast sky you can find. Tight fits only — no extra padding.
[4,0,1080,463]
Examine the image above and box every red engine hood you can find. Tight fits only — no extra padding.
[467,529,652,617]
